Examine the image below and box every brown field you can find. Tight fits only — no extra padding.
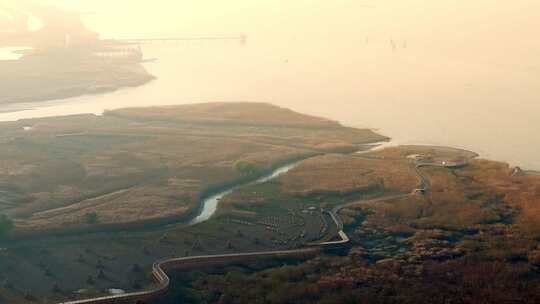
[0,103,384,233]
[106,102,338,128]
[338,146,540,264]
[2,142,540,303]
[0,103,389,303]
[368,145,478,161]
[4,103,539,304]
[217,152,420,229]
[279,154,418,195]
[171,146,540,304]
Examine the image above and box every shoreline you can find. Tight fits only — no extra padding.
[0,100,533,175]
[0,41,157,108]
[0,75,156,108]
[0,111,537,302]
[0,62,156,108]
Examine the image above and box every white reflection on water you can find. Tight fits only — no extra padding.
[0,47,31,61]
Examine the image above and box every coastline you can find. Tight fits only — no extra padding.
[52,141,480,304]
[1,111,537,303]
[0,61,156,107]
[0,74,156,107]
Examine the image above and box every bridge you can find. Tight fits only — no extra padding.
[58,202,349,304]
[111,35,248,45]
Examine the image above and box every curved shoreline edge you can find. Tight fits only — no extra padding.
[0,73,156,109]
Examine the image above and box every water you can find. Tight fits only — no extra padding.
[0,47,32,61]
[0,1,539,170]
[189,162,300,225]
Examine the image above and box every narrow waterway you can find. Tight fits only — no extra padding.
[189,161,301,225]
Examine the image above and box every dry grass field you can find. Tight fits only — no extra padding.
[2,141,540,303]
[217,152,419,225]
[0,103,389,303]
[107,103,337,128]
[338,146,540,264]
[0,103,385,233]
[368,145,478,162]
[173,147,540,304]
[279,154,417,195]
[6,104,540,304]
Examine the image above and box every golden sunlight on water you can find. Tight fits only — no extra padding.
[1,0,539,169]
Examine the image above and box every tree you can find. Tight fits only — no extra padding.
[233,160,260,176]
[0,214,13,236]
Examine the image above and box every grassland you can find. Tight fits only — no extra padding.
[0,102,388,303]
[0,102,385,234]
[4,104,539,304]
[217,153,418,223]
[166,146,540,304]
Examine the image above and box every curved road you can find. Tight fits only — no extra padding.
[59,248,321,304]
[59,235,345,304]
[58,156,468,304]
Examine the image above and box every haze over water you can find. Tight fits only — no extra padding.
[1,0,539,170]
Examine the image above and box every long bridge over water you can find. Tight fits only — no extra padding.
[111,35,247,45]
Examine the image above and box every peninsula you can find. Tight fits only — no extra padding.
[0,103,539,304]
[0,4,155,106]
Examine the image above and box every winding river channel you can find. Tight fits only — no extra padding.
[58,143,466,304]
[189,161,301,225]
[190,141,389,225]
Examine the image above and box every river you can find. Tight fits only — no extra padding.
[190,161,301,225]
[0,1,539,170]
